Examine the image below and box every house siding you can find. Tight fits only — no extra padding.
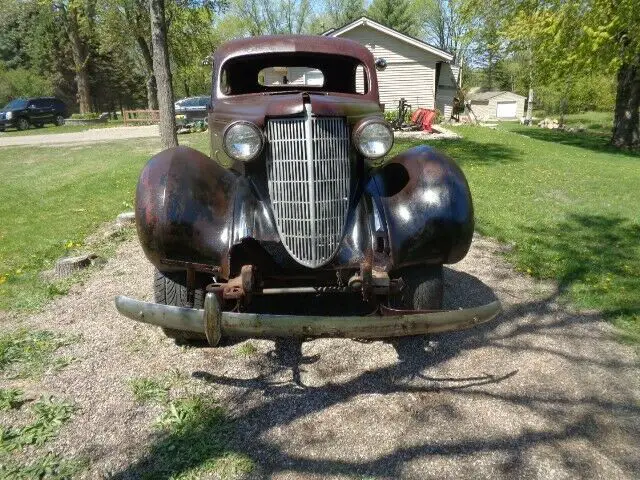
[436,63,459,120]
[336,25,441,111]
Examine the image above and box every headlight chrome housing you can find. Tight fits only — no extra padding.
[6,111,13,120]
[223,121,264,162]
[353,118,394,159]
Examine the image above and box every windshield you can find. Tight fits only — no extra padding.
[219,53,369,96]
[3,99,28,110]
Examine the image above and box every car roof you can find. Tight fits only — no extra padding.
[213,35,375,70]
[26,97,62,101]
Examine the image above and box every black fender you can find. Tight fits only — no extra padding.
[369,145,474,268]
[135,146,239,278]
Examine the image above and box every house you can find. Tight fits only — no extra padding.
[466,91,526,121]
[324,17,460,119]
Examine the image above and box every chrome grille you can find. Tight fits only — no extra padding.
[266,108,350,268]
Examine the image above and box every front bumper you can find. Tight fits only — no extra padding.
[114,294,501,346]
[0,118,17,129]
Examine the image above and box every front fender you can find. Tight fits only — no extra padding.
[371,145,474,267]
[135,146,239,276]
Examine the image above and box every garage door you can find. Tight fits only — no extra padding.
[496,101,517,118]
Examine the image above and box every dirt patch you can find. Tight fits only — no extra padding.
[1,234,638,479]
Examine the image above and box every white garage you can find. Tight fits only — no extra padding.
[496,101,517,118]
[466,91,526,121]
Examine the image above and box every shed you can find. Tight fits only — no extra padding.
[466,91,526,121]
[324,17,460,119]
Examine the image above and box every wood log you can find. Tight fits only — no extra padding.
[116,211,135,226]
[55,254,97,279]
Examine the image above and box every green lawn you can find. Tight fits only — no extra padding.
[0,133,207,310]
[0,124,638,341]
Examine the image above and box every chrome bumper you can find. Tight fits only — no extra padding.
[114,294,501,346]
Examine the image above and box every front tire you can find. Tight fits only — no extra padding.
[54,115,65,126]
[16,118,30,131]
[154,269,206,343]
[390,265,443,310]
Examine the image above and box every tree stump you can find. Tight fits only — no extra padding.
[55,254,97,279]
[116,211,135,226]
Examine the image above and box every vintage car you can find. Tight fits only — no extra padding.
[115,35,500,346]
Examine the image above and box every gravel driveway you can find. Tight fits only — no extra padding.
[0,126,159,147]
[4,234,639,479]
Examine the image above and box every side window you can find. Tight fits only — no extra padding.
[220,69,230,95]
[33,99,51,108]
[355,65,368,94]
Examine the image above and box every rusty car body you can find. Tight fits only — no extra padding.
[115,35,500,345]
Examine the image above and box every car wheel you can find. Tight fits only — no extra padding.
[16,117,30,131]
[54,115,65,126]
[154,269,207,343]
[389,265,443,310]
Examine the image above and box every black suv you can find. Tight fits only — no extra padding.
[0,97,68,131]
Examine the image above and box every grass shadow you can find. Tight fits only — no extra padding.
[505,126,640,158]
[391,137,522,166]
[514,213,640,342]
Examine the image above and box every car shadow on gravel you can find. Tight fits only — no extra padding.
[113,268,640,479]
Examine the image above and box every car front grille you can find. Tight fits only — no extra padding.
[265,110,350,268]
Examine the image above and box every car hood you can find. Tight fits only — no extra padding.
[210,92,382,129]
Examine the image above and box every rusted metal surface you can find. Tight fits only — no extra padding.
[115,294,502,345]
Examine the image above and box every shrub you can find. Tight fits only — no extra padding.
[70,113,101,120]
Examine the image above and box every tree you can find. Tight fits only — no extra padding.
[0,0,78,108]
[150,0,177,149]
[416,0,472,63]
[50,0,97,113]
[231,0,313,35]
[325,0,364,28]
[498,0,639,148]
[167,2,227,98]
[579,0,640,149]
[99,0,158,110]
[367,0,416,36]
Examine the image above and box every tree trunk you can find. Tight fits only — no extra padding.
[611,60,640,150]
[136,35,158,110]
[146,75,159,110]
[526,87,534,123]
[66,7,92,114]
[150,0,177,149]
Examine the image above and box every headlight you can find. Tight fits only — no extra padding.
[353,119,394,159]
[6,111,12,120]
[223,121,263,162]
